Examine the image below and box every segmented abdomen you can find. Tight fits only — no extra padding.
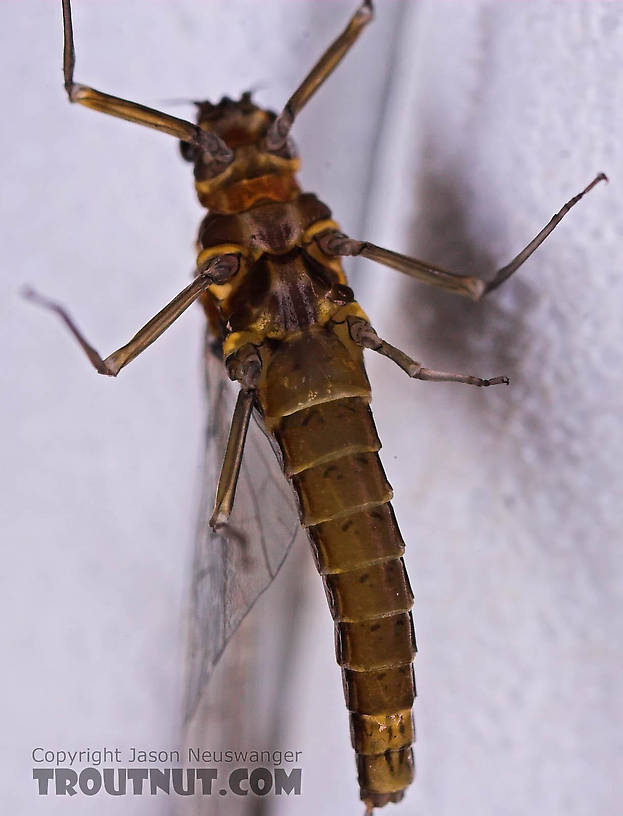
[257,326,416,808]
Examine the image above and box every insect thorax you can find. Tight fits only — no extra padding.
[182,94,301,214]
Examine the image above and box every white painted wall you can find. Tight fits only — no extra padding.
[3,2,621,815]
[357,4,623,816]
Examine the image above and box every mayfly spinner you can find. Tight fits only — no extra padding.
[27,0,606,809]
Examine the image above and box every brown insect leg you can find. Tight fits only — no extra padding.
[209,345,262,530]
[61,0,233,162]
[265,0,374,151]
[23,256,239,375]
[316,231,486,299]
[209,389,255,531]
[348,317,509,388]
[483,172,607,294]
[316,173,607,300]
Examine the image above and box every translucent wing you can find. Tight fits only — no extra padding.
[183,332,307,722]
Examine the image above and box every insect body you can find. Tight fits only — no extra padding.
[28,0,606,810]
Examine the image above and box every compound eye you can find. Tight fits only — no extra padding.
[179,141,200,163]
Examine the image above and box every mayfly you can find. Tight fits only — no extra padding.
[26,0,606,810]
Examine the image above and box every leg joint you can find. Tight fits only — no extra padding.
[347,315,381,350]
[226,344,262,391]
[316,230,365,258]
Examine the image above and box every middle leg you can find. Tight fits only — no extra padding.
[24,254,241,376]
[314,174,607,300]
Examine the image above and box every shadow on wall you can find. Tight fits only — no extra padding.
[397,147,541,396]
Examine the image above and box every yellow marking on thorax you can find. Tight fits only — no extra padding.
[198,174,301,213]
[196,243,249,268]
[302,218,341,241]
[195,242,249,304]
[222,302,371,362]
[302,218,347,282]
[194,148,302,212]
[223,330,264,360]
[331,302,370,324]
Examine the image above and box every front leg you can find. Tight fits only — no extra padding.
[265,0,374,152]
[61,0,233,163]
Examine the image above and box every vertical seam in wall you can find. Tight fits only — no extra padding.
[356,0,412,241]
